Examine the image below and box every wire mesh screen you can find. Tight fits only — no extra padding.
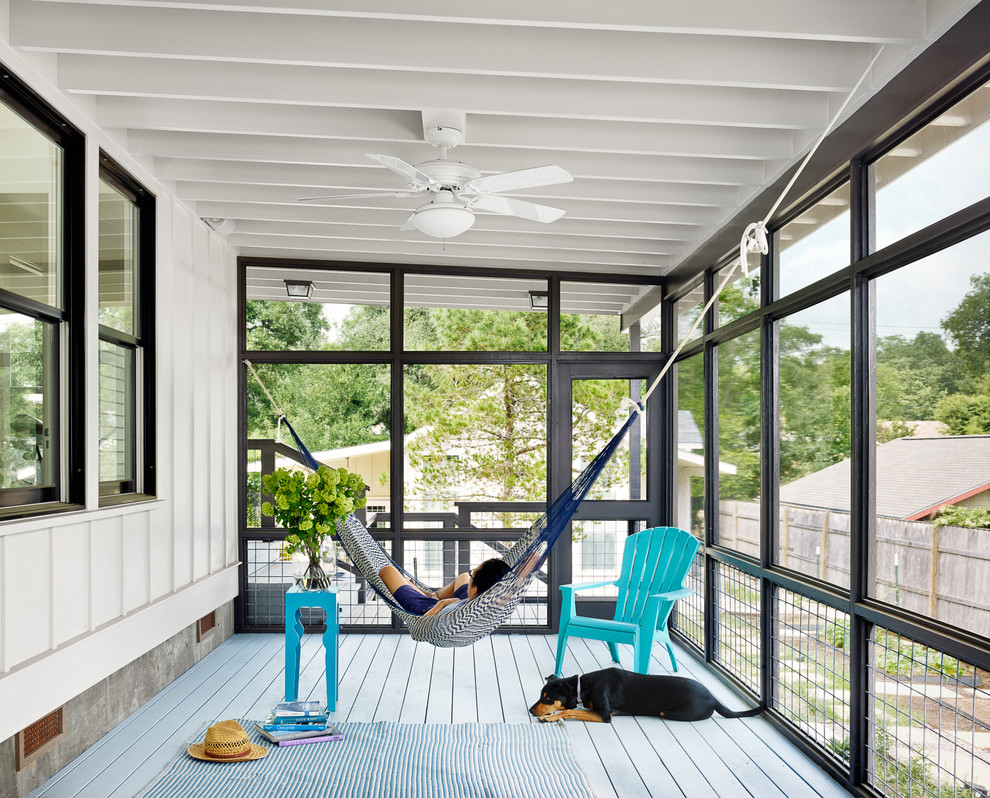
[868,626,990,798]
[773,587,852,767]
[714,560,761,695]
[399,538,549,628]
[671,550,705,652]
[243,538,395,629]
[571,520,646,598]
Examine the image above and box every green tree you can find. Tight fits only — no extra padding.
[941,272,990,382]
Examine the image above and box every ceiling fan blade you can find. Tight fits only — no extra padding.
[366,153,439,188]
[298,191,420,202]
[471,195,566,223]
[399,213,418,231]
[465,165,572,195]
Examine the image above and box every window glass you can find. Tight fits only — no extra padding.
[246,363,392,528]
[245,268,390,351]
[98,340,134,489]
[99,180,138,336]
[674,283,705,344]
[676,354,705,540]
[404,273,546,352]
[870,229,990,637]
[0,102,62,309]
[778,183,850,298]
[776,293,851,587]
[572,379,646,501]
[403,364,547,519]
[717,258,760,327]
[0,310,54,491]
[560,282,660,352]
[716,329,760,555]
[875,80,990,249]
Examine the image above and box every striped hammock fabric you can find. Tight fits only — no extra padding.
[283,407,641,648]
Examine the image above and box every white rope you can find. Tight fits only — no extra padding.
[244,358,287,443]
[630,44,886,415]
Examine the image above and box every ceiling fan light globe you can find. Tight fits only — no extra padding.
[411,203,475,238]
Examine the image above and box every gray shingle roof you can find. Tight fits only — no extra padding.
[778,435,990,519]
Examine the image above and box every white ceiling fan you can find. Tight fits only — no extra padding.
[298,124,572,239]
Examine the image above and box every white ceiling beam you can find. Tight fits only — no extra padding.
[230,219,684,257]
[193,201,700,242]
[131,131,774,185]
[96,90,827,134]
[15,2,878,91]
[236,245,665,277]
[156,159,743,207]
[177,181,718,226]
[228,233,670,269]
[58,55,838,126]
[22,0,928,43]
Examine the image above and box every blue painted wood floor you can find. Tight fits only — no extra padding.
[27,633,849,798]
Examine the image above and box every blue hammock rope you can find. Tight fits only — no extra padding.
[278,410,642,647]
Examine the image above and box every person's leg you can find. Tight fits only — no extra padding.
[434,570,472,599]
[379,565,431,597]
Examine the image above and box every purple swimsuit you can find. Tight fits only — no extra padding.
[393,583,469,615]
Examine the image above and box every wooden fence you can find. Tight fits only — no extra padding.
[718,501,989,636]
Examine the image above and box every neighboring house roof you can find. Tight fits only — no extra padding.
[678,410,703,450]
[779,435,990,520]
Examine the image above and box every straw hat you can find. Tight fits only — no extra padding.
[187,720,269,762]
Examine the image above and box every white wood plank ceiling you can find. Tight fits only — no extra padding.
[8,0,982,280]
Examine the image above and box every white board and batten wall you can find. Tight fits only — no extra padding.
[0,30,241,744]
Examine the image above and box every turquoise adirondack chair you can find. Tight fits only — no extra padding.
[554,526,700,676]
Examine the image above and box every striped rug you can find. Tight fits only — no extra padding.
[138,720,597,798]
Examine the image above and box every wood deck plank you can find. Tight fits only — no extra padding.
[424,645,455,724]
[473,635,505,724]
[26,633,854,798]
[373,635,417,723]
[345,634,401,723]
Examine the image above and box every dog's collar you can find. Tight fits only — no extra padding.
[575,675,583,707]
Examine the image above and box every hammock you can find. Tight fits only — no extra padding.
[278,410,641,648]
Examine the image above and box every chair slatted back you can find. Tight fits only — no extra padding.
[613,527,700,625]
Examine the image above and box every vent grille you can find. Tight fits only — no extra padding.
[197,610,217,641]
[16,707,64,770]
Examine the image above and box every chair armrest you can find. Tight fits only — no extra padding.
[560,580,618,593]
[652,587,693,602]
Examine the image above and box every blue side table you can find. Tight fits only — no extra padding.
[284,584,339,711]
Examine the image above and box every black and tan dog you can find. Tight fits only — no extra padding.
[529,668,762,723]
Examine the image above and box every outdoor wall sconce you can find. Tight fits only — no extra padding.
[529,290,549,310]
[284,279,315,299]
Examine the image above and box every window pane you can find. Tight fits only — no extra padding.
[871,232,990,637]
[875,80,990,249]
[404,273,546,352]
[99,180,139,336]
[675,283,704,344]
[245,268,390,351]
[0,311,54,490]
[0,101,63,309]
[245,363,392,527]
[776,294,851,587]
[572,379,646,501]
[560,282,660,352]
[716,329,760,554]
[404,364,547,518]
[99,340,134,487]
[717,258,760,327]
[676,354,705,539]
[778,182,850,298]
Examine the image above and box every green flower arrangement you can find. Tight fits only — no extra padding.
[262,465,367,589]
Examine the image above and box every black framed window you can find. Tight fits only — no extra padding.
[0,67,83,513]
[98,153,155,502]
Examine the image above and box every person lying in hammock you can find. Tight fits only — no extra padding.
[378,558,511,617]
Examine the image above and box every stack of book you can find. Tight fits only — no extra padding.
[254,700,343,746]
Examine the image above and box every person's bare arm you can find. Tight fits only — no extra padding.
[423,598,460,617]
